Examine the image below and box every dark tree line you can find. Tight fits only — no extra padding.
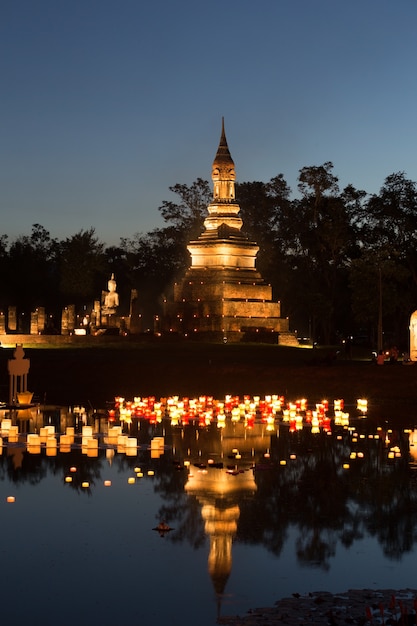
[1,165,417,346]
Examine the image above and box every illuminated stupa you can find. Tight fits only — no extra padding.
[163,120,296,343]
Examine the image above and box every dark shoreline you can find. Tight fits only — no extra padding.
[218,588,417,625]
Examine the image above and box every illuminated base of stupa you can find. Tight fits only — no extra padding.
[163,266,297,344]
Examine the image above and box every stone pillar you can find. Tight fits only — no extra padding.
[129,289,142,334]
[30,311,38,334]
[91,300,101,327]
[61,308,69,335]
[68,305,75,333]
[61,305,76,335]
[30,308,46,334]
[37,307,46,333]
[8,306,17,332]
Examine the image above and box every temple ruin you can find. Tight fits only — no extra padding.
[162,120,297,344]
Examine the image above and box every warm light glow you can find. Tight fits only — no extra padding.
[109,392,375,446]
[60,434,72,446]
[6,496,15,503]
[27,444,41,454]
[357,398,368,413]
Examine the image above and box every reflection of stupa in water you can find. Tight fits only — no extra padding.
[185,468,256,600]
[163,120,297,344]
[174,420,269,609]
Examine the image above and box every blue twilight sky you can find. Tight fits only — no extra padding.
[2,0,417,247]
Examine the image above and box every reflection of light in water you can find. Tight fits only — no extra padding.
[0,393,381,473]
[1,396,415,617]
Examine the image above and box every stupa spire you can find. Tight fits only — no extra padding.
[212,118,235,201]
[213,117,234,164]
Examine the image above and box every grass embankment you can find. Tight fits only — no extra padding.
[0,340,416,424]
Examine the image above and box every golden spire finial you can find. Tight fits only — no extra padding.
[213,118,234,166]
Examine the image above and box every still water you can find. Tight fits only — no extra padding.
[1,396,417,626]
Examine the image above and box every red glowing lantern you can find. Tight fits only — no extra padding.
[322,417,331,432]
